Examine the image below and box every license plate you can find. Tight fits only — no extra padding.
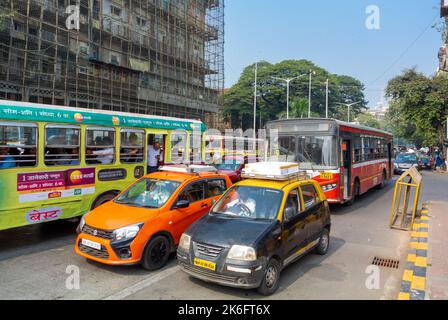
[320,172,333,180]
[81,238,101,250]
[194,258,216,271]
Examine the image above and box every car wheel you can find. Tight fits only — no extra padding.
[315,228,330,255]
[142,236,171,271]
[257,259,281,296]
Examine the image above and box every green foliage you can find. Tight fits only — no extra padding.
[356,113,384,130]
[385,68,448,147]
[0,0,13,32]
[223,59,367,130]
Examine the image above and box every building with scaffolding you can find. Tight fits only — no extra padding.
[0,0,224,126]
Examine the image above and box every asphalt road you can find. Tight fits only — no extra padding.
[0,171,445,300]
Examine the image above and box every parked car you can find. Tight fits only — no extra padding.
[214,156,262,183]
[394,153,420,175]
[177,162,331,295]
[75,165,232,270]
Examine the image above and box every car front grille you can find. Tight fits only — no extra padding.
[82,224,114,240]
[194,242,224,258]
[182,263,237,283]
[78,242,110,260]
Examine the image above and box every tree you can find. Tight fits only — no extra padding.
[356,113,384,130]
[223,59,367,130]
[385,68,448,148]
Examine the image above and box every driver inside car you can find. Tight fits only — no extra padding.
[227,188,256,216]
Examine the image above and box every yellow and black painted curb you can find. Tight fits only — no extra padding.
[398,202,430,300]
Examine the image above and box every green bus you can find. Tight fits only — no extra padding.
[0,100,206,231]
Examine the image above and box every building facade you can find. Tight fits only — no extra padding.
[0,0,224,123]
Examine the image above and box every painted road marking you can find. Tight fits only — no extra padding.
[102,265,180,300]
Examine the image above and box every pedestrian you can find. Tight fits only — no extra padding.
[147,141,163,174]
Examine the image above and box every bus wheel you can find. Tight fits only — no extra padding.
[346,180,360,206]
[91,193,117,209]
[378,171,387,189]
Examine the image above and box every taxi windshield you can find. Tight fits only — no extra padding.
[115,179,180,209]
[211,186,283,221]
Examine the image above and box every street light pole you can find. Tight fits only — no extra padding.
[271,74,306,119]
[308,69,316,118]
[253,62,258,139]
[325,79,329,119]
[336,101,362,122]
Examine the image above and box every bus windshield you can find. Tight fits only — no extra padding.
[271,135,338,170]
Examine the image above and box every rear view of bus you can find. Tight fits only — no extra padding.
[266,119,393,205]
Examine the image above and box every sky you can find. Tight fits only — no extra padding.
[224,0,443,109]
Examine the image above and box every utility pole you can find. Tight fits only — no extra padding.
[308,70,316,118]
[271,74,306,119]
[253,62,258,139]
[325,79,329,119]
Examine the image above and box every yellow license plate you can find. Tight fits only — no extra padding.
[194,258,216,271]
[320,172,334,180]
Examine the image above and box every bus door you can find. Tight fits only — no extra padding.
[148,132,167,165]
[342,139,352,200]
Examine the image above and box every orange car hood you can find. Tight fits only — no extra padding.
[85,201,160,230]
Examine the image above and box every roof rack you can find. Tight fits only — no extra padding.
[241,162,309,181]
[159,165,218,174]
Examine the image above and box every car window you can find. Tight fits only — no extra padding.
[300,184,320,210]
[283,189,301,221]
[179,181,205,203]
[205,179,227,198]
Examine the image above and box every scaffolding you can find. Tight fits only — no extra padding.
[0,0,225,122]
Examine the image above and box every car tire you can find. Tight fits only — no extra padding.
[257,259,281,296]
[315,228,330,255]
[141,236,171,271]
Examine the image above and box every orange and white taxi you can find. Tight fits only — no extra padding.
[75,165,232,270]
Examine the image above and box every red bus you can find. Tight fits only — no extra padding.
[266,119,394,205]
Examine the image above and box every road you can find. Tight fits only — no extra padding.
[0,171,445,300]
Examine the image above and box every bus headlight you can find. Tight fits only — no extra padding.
[227,245,257,261]
[179,233,191,251]
[322,183,337,192]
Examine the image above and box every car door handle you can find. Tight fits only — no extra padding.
[201,203,208,208]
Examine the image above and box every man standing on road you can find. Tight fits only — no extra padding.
[147,141,163,174]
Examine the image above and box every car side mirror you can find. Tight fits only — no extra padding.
[211,199,217,206]
[175,200,190,209]
[283,207,296,223]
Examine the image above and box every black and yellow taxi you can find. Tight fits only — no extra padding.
[177,162,331,295]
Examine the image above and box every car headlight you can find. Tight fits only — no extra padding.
[227,245,257,261]
[77,213,88,233]
[394,163,398,168]
[113,224,143,241]
[179,233,191,251]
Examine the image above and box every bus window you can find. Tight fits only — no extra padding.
[86,128,116,165]
[121,130,144,163]
[189,132,202,164]
[171,131,187,163]
[0,122,37,168]
[45,125,80,166]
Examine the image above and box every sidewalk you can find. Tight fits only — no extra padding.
[427,201,448,300]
